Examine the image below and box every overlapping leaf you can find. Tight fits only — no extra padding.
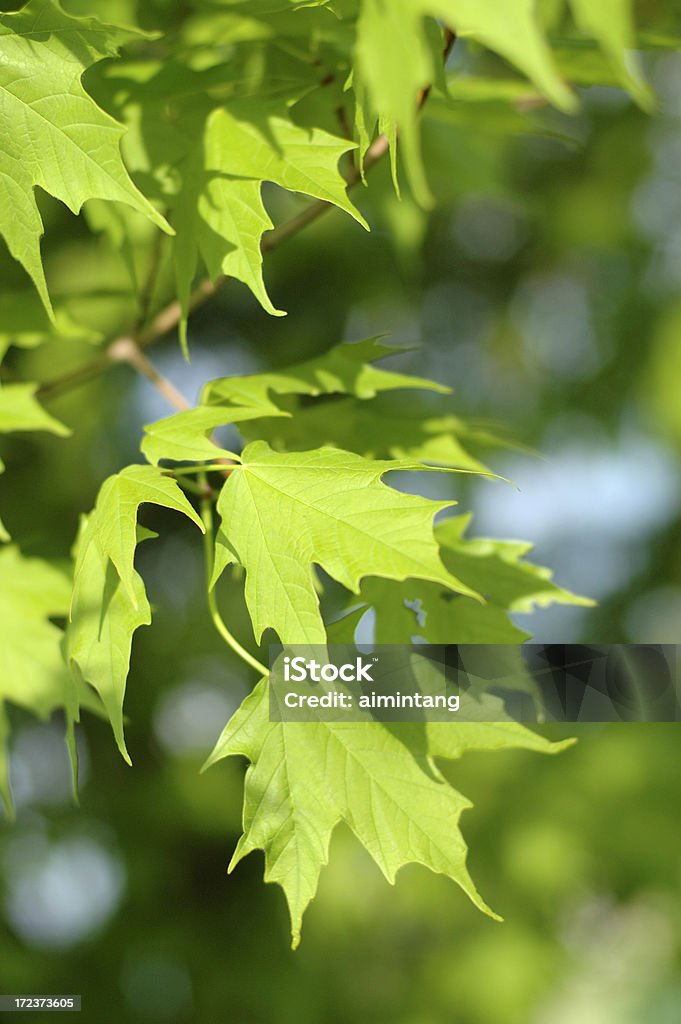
[212,441,479,645]
[436,514,594,613]
[75,465,204,608]
[67,521,151,764]
[202,338,449,406]
[567,0,651,107]
[173,98,367,347]
[0,0,170,312]
[240,395,494,473]
[354,0,574,203]
[353,0,647,202]
[68,466,205,757]
[143,340,452,467]
[354,513,593,644]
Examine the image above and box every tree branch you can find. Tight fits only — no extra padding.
[108,337,191,412]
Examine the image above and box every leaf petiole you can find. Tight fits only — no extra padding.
[169,460,241,476]
[200,482,268,677]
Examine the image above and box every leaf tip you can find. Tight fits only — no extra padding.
[179,320,190,362]
[548,736,577,754]
[113,727,132,766]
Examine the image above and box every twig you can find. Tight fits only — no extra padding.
[108,337,190,412]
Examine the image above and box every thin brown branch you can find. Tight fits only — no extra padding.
[37,27,456,405]
[108,337,191,412]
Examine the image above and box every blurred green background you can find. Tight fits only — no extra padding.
[1,27,681,1024]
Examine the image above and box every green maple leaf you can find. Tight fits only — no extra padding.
[212,441,480,645]
[0,0,170,312]
[67,519,152,764]
[174,98,368,347]
[147,340,452,468]
[205,676,572,947]
[76,465,204,609]
[202,338,448,407]
[68,468,205,756]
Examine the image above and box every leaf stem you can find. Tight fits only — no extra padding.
[170,460,241,475]
[200,486,268,677]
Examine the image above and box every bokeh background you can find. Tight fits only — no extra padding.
[1,21,681,1023]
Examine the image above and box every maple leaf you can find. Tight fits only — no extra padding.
[566,0,651,107]
[354,514,593,644]
[205,676,573,947]
[202,338,449,407]
[67,519,152,765]
[436,515,595,613]
[145,340,452,467]
[173,98,368,348]
[0,0,170,312]
[212,441,480,645]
